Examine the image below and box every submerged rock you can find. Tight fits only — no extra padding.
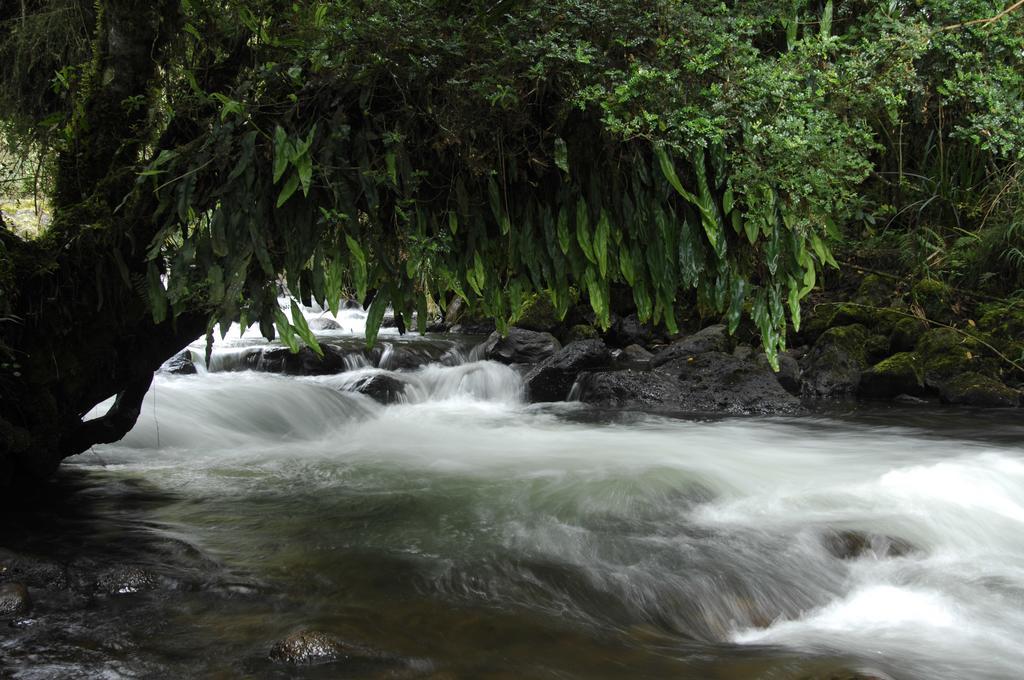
[0,582,31,616]
[350,374,407,404]
[95,566,157,594]
[525,339,612,402]
[482,327,561,365]
[823,530,915,560]
[378,345,435,371]
[268,629,418,672]
[801,324,869,399]
[939,372,1021,408]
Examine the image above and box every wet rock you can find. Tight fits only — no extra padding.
[0,582,31,616]
[268,629,407,670]
[161,349,197,375]
[823,530,914,560]
[482,327,561,365]
[732,345,755,362]
[445,298,495,335]
[801,324,869,399]
[378,345,434,371]
[350,374,407,404]
[649,324,728,370]
[859,352,926,399]
[307,317,341,331]
[0,549,69,589]
[525,339,612,402]
[670,352,802,415]
[249,345,348,375]
[574,369,684,408]
[618,344,654,367]
[753,352,801,396]
[95,566,157,594]
[939,372,1021,408]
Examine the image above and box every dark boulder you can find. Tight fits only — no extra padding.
[525,340,613,402]
[0,582,31,616]
[650,324,729,371]
[482,328,561,365]
[753,352,801,396]
[859,352,926,400]
[161,349,197,375]
[801,324,869,399]
[889,317,929,353]
[939,372,1021,408]
[563,324,600,343]
[616,344,654,368]
[0,549,69,590]
[574,369,685,408]
[605,313,665,348]
[446,298,496,335]
[915,327,992,389]
[248,344,348,375]
[670,352,802,415]
[378,345,434,371]
[350,374,407,404]
[95,566,157,594]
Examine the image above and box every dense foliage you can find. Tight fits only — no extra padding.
[0,0,1022,478]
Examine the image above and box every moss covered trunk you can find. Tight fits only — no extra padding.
[0,0,201,484]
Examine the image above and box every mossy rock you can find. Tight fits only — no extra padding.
[853,274,894,307]
[864,333,890,364]
[803,302,903,341]
[889,316,929,353]
[564,324,599,342]
[915,327,992,387]
[800,324,869,399]
[515,293,561,333]
[939,372,1021,408]
[911,279,952,322]
[859,352,925,399]
[976,301,1024,339]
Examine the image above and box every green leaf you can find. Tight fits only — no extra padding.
[554,137,569,174]
[385,152,398,185]
[618,248,636,286]
[290,299,323,356]
[556,205,571,255]
[296,153,313,197]
[576,198,595,263]
[654,145,697,203]
[448,212,458,235]
[345,235,368,301]
[727,276,746,335]
[208,264,225,304]
[274,307,300,352]
[594,210,610,279]
[273,126,289,183]
[365,290,389,348]
[277,173,300,208]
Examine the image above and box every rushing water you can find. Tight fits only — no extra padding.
[2,310,1024,679]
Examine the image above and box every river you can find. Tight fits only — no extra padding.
[2,310,1023,679]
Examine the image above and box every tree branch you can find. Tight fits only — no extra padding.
[943,0,1024,30]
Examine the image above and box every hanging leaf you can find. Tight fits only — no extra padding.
[346,235,368,301]
[290,299,324,356]
[654,145,697,203]
[594,210,610,279]
[273,126,290,183]
[274,306,300,352]
[277,173,300,207]
[556,205,571,255]
[576,198,595,263]
[365,290,389,348]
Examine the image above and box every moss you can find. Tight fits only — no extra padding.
[564,324,599,342]
[940,372,1021,408]
[854,274,894,307]
[817,324,869,362]
[515,293,560,332]
[915,327,991,386]
[889,316,929,353]
[865,334,890,364]
[911,279,951,322]
[977,301,1024,338]
[859,352,924,399]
